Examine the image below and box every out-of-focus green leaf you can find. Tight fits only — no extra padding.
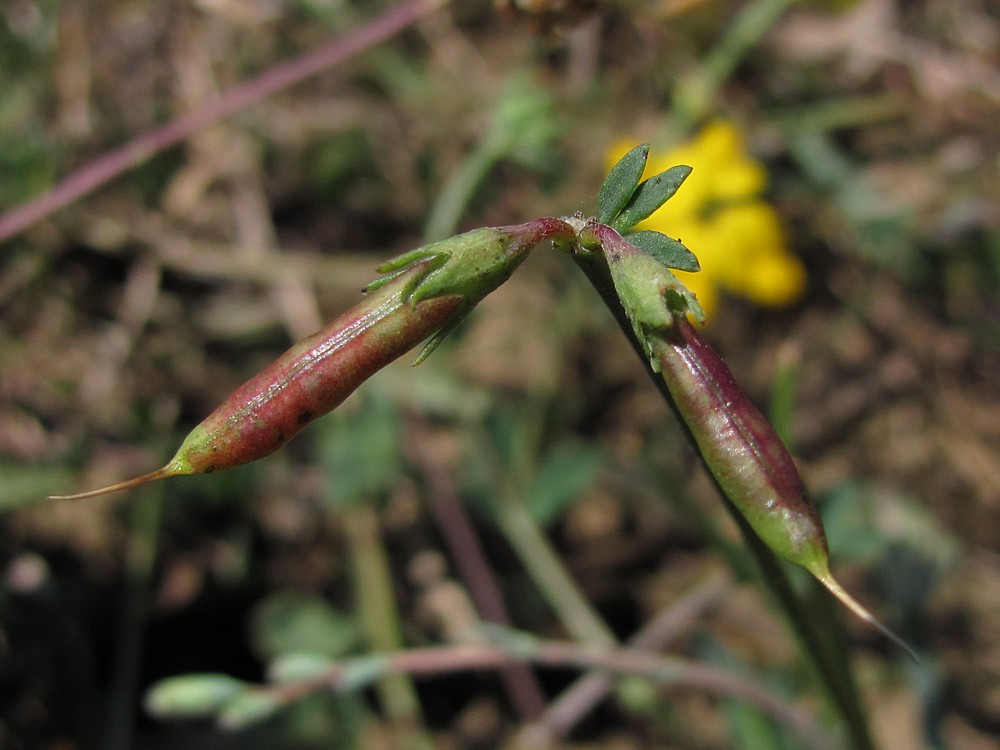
[317,393,400,506]
[269,652,336,684]
[526,441,604,525]
[217,689,284,731]
[144,674,246,719]
[250,591,360,662]
[0,463,76,510]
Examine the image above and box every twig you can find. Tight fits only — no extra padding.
[268,631,835,750]
[405,419,548,720]
[0,0,451,244]
[520,571,730,745]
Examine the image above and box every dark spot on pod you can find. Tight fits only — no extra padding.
[298,410,313,425]
[205,466,215,474]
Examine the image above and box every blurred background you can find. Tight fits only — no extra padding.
[1,0,998,747]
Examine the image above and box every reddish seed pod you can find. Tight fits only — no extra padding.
[171,263,463,474]
[594,222,915,658]
[51,260,462,500]
[650,317,916,660]
[53,219,577,500]
[651,317,827,565]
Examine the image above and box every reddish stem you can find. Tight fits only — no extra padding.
[0,0,446,243]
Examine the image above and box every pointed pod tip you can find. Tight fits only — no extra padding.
[48,466,176,501]
[818,574,920,663]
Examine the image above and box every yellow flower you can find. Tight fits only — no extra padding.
[608,121,806,319]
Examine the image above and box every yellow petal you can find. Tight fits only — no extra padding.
[741,252,808,307]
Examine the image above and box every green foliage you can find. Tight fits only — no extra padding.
[0,1,58,206]
[597,143,650,224]
[317,394,401,506]
[0,462,75,510]
[216,690,285,731]
[144,674,247,720]
[625,230,701,273]
[249,591,360,662]
[269,652,337,684]
[610,165,693,234]
[599,146,695,235]
[10,1,990,746]
[525,439,604,525]
[423,70,563,241]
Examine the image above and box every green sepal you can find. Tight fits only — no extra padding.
[365,221,573,366]
[591,223,705,366]
[597,144,649,224]
[610,164,693,233]
[362,226,536,365]
[405,227,511,305]
[364,250,449,294]
[375,244,444,275]
[365,227,512,304]
[411,321,461,365]
[624,230,700,272]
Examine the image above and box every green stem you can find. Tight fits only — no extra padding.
[343,504,433,747]
[475,400,617,647]
[736,511,873,750]
[492,490,617,646]
[673,0,800,124]
[103,485,164,750]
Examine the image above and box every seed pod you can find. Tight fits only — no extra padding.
[593,222,915,659]
[53,219,576,500]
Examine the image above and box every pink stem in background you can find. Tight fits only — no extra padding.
[0,0,446,244]
[407,421,548,720]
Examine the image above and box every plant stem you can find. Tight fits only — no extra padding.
[673,0,799,124]
[406,420,548,719]
[521,571,729,745]
[343,504,432,746]
[275,633,836,750]
[0,0,452,243]
[423,130,510,242]
[102,486,163,750]
[493,491,618,646]
[465,398,619,647]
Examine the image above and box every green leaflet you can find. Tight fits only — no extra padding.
[624,230,701,273]
[611,164,693,233]
[597,144,649,224]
